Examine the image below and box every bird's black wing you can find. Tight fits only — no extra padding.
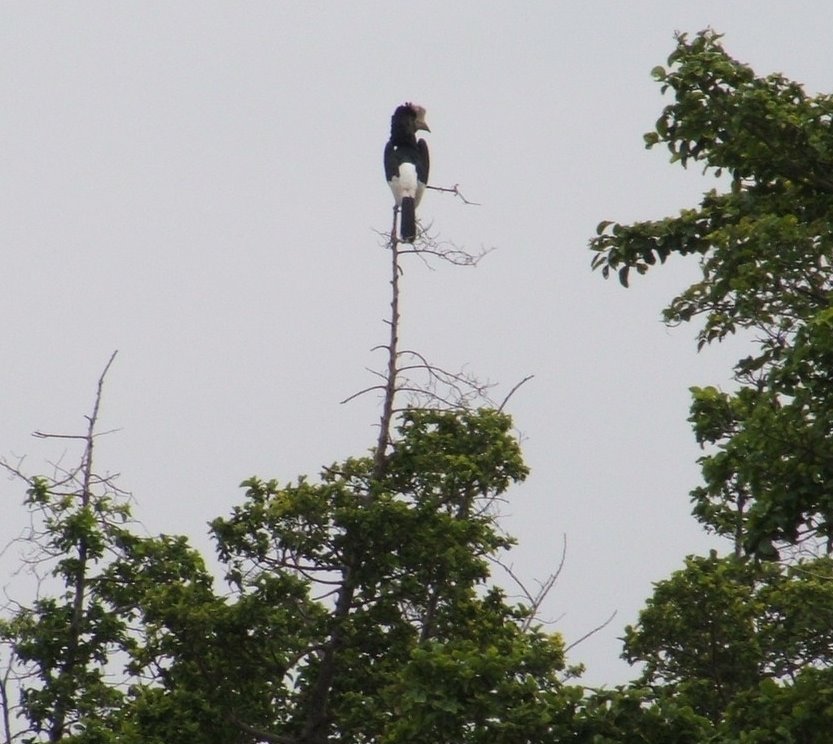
[384,141,400,182]
[416,139,429,185]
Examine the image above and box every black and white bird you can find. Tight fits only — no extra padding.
[384,103,430,243]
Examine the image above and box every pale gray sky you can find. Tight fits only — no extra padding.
[3,2,833,686]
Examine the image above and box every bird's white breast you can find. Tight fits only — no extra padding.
[389,162,418,204]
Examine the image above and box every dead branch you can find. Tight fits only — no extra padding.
[564,610,619,653]
[498,375,535,412]
[372,224,492,269]
[404,244,492,268]
[396,349,497,406]
[493,535,567,631]
[31,433,85,441]
[400,224,493,268]
[339,384,386,406]
[342,347,497,413]
[425,183,481,206]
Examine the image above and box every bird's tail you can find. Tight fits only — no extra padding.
[400,197,416,242]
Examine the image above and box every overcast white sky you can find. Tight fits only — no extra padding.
[3,2,833,687]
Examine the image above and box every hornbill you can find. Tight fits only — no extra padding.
[384,103,430,243]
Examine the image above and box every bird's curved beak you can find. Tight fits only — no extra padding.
[415,114,430,132]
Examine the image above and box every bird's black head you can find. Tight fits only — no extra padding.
[390,103,430,139]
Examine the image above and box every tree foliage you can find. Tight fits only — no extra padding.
[591,29,833,557]
[588,29,833,740]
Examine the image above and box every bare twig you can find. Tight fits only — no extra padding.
[426,183,481,206]
[372,225,493,268]
[342,347,497,413]
[498,375,535,412]
[402,226,493,268]
[339,384,386,406]
[564,610,619,653]
[493,535,567,631]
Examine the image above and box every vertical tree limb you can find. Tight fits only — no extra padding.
[47,351,117,742]
[373,226,401,482]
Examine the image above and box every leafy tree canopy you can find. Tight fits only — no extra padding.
[591,29,833,558]
[587,29,833,742]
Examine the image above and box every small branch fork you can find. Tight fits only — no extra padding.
[494,535,567,632]
[494,535,618,653]
[341,350,499,411]
[383,180,482,265]
[399,224,493,268]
